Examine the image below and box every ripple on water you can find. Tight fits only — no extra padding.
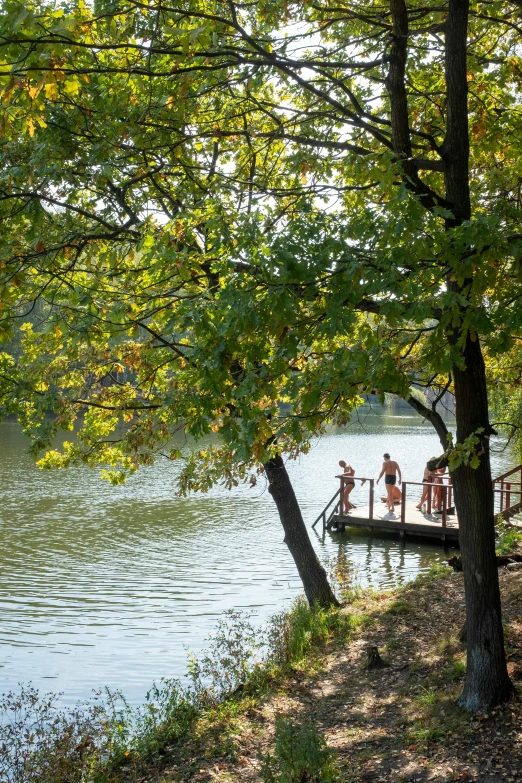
[0,410,516,704]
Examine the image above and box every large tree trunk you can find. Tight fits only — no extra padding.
[451,337,513,710]
[264,454,339,608]
[443,0,513,711]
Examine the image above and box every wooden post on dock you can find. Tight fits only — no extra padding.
[442,484,447,528]
[369,479,374,521]
[401,482,406,524]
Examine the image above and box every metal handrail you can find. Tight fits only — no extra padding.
[312,488,341,530]
[493,464,522,482]
[334,475,373,482]
[401,479,451,487]
[336,475,375,520]
[325,501,341,530]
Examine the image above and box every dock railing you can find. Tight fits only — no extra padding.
[493,465,522,520]
[313,462,522,535]
[311,487,341,531]
[399,479,453,528]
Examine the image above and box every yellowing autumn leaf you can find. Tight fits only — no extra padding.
[44,82,59,100]
[63,76,81,97]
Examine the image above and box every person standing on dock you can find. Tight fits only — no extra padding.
[376,453,402,513]
[338,460,356,512]
[416,463,434,510]
[432,466,446,512]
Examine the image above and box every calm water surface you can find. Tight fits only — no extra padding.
[0,407,516,704]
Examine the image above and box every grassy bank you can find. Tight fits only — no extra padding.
[173,563,522,783]
[0,587,361,783]
[2,539,522,783]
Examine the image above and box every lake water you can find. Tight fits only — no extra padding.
[0,406,516,705]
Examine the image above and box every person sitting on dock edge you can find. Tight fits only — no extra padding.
[380,485,402,506]
[376,453,402,513]
[338,460,356,512]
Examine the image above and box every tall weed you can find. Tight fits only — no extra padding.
[187,610,263,705]
[259,714,338,783]
[268,596,345,666]
[322,549,355,602]
[495,516,522,555]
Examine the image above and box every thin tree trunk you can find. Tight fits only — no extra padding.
[264,454,339,608]
[406,394,449,450]
[451,337,513,710]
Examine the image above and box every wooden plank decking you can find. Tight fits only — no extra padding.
[329,500,460,542]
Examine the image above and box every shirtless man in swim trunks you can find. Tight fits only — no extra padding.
[376,453,402,513]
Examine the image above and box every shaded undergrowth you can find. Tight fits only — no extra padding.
[0,597,355,783]
[495,515,522,555]
[5,561,510,783]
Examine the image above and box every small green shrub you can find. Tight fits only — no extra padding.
[443,657,466,682]
[187,610,262,706]
[495,519,522,555]
[415,686,436,708]
[259,714,338,783]
[107,681,198,769]
[0,686,112,783]
[268,596,346,666]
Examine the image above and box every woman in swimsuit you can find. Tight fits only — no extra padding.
[416,464,434,509]
[339,460,356,511]
[433,466,446,511]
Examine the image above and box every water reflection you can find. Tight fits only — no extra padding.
[0,406,516,705]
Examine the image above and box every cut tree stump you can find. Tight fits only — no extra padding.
[365,646,387,670]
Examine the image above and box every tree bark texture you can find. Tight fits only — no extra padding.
[386,0,446,212]
[264,454,339,608]
[442,0,513,710]
[443,0,471,225]
[451,336,513,710]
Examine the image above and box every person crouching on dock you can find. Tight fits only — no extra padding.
[380,485,402,505]
[338,460,356,512]
[376,453,402,513]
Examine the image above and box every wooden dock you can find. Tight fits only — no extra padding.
[312,465,522,545]
[329,501,459,543]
